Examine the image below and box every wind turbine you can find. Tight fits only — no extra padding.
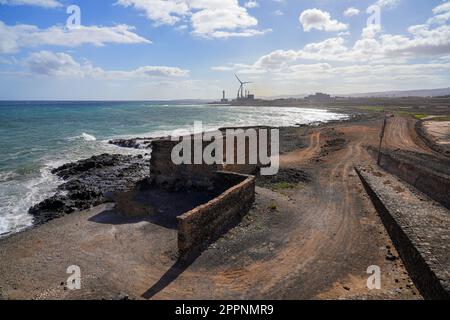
[235,74,252,99]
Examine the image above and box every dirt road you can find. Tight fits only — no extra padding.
[383,116,432,154]
[0,117,422,300]
[280,131,321,166]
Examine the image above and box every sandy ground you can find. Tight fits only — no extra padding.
[0,115,426,300]
[423,121,450,146]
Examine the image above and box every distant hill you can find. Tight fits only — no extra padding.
[262,88,450,100]
[345,87,450,98]
[261,94,307,100]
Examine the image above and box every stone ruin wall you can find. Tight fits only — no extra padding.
[177,172,255,256]
[150,127,273,190]
[149,128,272,256]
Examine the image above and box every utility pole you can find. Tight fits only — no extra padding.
[377,113,388,165]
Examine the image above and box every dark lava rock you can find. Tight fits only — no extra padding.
[117,292,130,300]
[109,138,153,150]
[29,154,150,225]
[320,138,347,158]
[386,250,399,261]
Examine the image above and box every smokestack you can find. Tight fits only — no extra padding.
[223,90,225,100]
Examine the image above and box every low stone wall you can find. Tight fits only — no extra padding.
[150,131,261,257]
[378,151,450,209]
[177,171,255,256]
[356,166,450,300]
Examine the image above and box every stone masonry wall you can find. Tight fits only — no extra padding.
[150,138,218,191]
[150,130,261,257]
[356,166,450,300]
[150,127,274,189]
[378,151,450,209]
[177,171,256,256]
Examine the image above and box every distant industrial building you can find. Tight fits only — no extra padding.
[221,90,229,103]
[235,74,255,101]
[305,92,334,103]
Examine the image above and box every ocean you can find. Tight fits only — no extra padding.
[0,101,348,236]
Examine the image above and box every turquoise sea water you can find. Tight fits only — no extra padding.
[0,101,348,236]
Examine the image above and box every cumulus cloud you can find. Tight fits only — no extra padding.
[0,21,151,54]
[427,1,450,25]
[299,9,348,32]
[24,51,82,76]
[116,0,189,26]
[433,1,450,14]
[116,0,270,39]
[212,6,450,90]
[0,0,61,8]
[343,7,360,17]
[216,8,450,71]
[22,50,189,79]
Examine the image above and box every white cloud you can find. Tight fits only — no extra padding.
[116,0,189,26]
[374,0,401,9]
[433,1,450,14]
[22,50,189,79]
[212,6,450,92]
[244,1,259,9]
[273,10,283,16]
[343,7,360,17]
[227,18,450,67]
[200,28,271,39]
[428,1,450,25]
[116,0,269,39]
[24,51,85,76]
[0,0,61,8]
[299,9,348,32]
[0,21,151,54]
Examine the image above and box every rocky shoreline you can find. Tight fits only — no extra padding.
[108,137,154,150]
[29,153,150,225]
[26,118,363,228]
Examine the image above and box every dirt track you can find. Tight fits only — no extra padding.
[0,116,423,300]
[383,116,433,154]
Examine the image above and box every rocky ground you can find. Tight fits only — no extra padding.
[109,138,154,150]
[29,154,150,225]
[0,113,431,300]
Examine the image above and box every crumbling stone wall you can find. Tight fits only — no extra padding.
[150,138,218,191]
[219,126,273,175]
[150,127,274,189]
[149,130,263,256]
[178,172,255,256]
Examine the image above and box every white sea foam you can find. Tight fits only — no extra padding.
[0,163,61,236]
[120,107,348,139]
[67,133,97,142]
[82,133,97,141]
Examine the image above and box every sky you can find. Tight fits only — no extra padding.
[0,0,449,100]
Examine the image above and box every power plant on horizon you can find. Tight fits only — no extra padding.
[220,74,255,103]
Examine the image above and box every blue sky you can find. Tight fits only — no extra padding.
[0,0,449,100]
